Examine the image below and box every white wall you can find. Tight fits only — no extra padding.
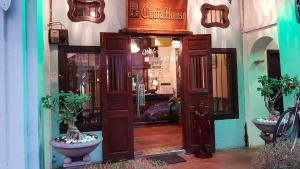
[0,0,26,169]
[0,8,7,169]
[242,0,277,31]
[43,0,53,168]
[52,0,126,46]
[242,0,279,147]
[156,46,177,94]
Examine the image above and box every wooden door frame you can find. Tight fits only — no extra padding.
[101,33,215,160]
[101,33,134,162]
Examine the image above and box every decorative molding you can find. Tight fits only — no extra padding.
[0,0,11,11]
[67,0,105,23]
[201,3,230,29]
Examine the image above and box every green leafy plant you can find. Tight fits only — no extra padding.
[41,91,90,140]
[257,74,299,116]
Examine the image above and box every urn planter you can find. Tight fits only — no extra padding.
[50,135,102,168]
[252,118,277,144]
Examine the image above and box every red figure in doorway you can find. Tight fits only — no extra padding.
[194,103,213,158]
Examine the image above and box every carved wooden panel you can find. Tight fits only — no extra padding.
[201,3,230,28]
[126,0,188,32]
[189,55,208,90]
[101,33,133,162]
[67,0,105,23]
[182,35,215,153]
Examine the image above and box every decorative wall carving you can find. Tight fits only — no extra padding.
[0,0,11,11]
[124,0,190,34]
[67,0,105,23]
[201,3,230,28]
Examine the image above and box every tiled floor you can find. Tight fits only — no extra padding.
[134,124,183,152]
[168,149,255,169]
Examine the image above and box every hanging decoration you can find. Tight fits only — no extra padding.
[201,4,230,28]
[67,0,105,23]
[0,0,11,11]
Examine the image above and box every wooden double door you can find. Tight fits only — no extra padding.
[100,33,215,162]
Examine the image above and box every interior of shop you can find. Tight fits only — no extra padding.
[130,36,183,155]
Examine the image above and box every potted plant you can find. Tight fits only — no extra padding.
[41,91,102,168]
[252,74,299,141]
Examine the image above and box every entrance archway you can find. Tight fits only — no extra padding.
[246,36,280,146]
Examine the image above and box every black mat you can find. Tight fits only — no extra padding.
[147,154,187,164]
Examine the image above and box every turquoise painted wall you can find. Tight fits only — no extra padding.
[277,0,300,106]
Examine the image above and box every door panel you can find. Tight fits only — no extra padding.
[267,50,283,112]
[181,34,215,153]
[101,33,133,161]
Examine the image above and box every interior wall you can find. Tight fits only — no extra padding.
[156,46,177,94]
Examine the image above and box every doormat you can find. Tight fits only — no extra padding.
[147,154,186,164]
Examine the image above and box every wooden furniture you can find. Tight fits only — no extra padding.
[201,4,230,28]
[67,0,105,23]
[58,45,101,133]
[133,94,172,123]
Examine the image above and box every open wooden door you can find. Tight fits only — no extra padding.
[181,34,215,153]
[267,50,283,112]
[100,33,133,161]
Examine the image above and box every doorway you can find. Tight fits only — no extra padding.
[267,50,283,112]
[130,36,183,156]
[100,33,215,162]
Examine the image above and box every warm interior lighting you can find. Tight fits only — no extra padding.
[172,38,181,49]
[131,40,140,53]
[152,79,159,86]
[144,56,150,62]
[90,10,96,17]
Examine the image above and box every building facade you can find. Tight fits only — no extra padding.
[0,0,299,169]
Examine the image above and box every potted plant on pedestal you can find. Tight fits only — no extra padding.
[252,74,299,143]
[41,91,102,168]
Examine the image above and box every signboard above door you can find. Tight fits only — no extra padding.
[122,0,192,35]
